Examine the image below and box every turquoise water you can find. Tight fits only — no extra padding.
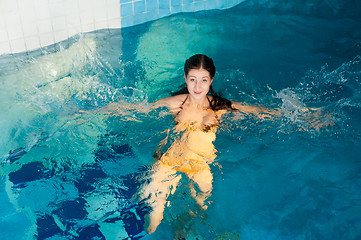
[1,1,361,239]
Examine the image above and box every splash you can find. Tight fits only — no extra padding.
[0,37,130,172]
[300,56,361,108]
[275,56,361,134]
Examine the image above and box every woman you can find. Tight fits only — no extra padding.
[138,54,274,234]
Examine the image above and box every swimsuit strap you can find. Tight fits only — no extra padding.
[174,95,189,118]
[206,95,220,125]
[206,95,212,106]
[180,95,189,108]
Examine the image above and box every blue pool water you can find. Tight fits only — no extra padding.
[1,1,361,239]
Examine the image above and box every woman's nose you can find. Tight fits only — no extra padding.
[194,81,200,89]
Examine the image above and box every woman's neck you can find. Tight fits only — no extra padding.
[187,94,210,108]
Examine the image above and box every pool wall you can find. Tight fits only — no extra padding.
[0,0,245,55]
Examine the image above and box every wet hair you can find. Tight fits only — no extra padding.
[174,54,234,111]
[184,54,216,79]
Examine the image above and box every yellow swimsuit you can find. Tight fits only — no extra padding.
[160,96,218,173]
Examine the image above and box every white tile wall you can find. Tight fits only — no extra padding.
[0,0,244,55]
[0,0,121,55]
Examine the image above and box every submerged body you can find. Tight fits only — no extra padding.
[138,94,222,234]
[137,56,272,234]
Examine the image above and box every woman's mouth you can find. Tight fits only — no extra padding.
[194,91,202,95]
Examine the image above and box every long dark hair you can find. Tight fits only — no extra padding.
[173,54,234,111]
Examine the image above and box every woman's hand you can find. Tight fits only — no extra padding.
[299,107,334,130]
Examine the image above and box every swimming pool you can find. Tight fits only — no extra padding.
[1,1,361,239]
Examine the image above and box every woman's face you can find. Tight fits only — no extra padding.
[185,68,213,101]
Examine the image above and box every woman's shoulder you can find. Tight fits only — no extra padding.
[154,94,188,109]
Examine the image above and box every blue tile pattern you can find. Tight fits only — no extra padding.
[194,1,206,11]
[121,2,133,17]
[183,0,194,4]
[120,0,245,28]
[146,0,158,11]
[171,5,182,13]
[171,0,183,7]
[182,3,194,12]
[134,0,146,13]
[159,0,170,9]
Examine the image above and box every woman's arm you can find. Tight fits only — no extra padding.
[231,101,333,130]
[103,94,186,117]
[152,96,176,109]
[153,94,187,113]
[231,101,280,119]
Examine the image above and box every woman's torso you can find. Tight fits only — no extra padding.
[160,95,223,171]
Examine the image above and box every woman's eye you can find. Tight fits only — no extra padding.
[190,79,195,81]
[202,79,208,82]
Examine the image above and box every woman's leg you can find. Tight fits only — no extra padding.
[187,165,213,210]
[138,162,181,234]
